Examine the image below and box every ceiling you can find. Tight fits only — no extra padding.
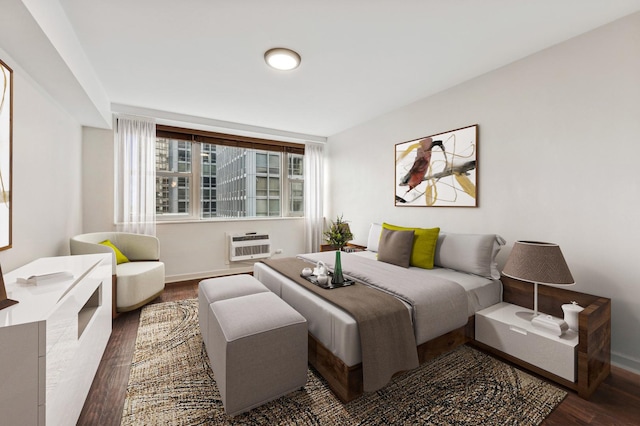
[5,1,640,138]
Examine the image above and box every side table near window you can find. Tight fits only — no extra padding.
[320,243,366,253]
[473,275,611,399]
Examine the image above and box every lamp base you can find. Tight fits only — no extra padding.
[515,310,538,322]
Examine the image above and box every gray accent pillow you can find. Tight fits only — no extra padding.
[434,232,506,279]
[377,228,415,268]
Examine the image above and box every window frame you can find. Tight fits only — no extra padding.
[155,125,305,221]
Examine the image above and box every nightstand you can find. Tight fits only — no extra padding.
[476,302,578,381]
[473,275,611,399]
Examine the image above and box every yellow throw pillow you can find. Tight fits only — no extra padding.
[99,239,130,265]
[382,223,440,269]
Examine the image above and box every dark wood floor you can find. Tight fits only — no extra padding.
[78,282,640,426]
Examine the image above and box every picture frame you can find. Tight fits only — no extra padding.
[0,59,12,250]
[395,124,478,207]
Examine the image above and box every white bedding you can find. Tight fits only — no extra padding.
[353,250,501,316]
[299,251,469,344]
[253,250,501,367]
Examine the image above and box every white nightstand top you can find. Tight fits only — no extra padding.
[477,302,578,347]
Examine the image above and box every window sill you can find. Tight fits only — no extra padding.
[155,216,304,225]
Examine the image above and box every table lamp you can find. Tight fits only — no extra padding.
[502,241,574,321]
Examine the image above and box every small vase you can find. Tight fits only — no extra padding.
[332,251,345,285]
[562,301,583,331]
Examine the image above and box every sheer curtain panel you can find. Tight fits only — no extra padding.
[114,114,156,235]
[303,142,324,252]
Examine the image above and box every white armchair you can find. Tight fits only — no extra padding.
[70,232,165,315]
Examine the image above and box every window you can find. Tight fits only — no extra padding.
[155,126,304,220]
[156,139,191,216]
[288,154,304,216]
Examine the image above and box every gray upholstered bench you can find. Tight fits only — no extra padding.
[198,274,269,348]
[198,275,308,416]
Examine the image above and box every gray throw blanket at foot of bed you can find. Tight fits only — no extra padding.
[261,257,419,392]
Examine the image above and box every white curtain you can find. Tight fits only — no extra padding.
[114,114,156,235]
[303,142,324,252]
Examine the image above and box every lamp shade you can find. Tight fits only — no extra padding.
[502,241,574,285]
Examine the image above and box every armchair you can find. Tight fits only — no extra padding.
[70,232,165,316]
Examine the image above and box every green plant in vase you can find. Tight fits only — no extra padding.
[323,215,353,250]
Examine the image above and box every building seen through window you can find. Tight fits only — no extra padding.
[156,138,304,219]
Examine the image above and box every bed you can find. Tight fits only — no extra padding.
[253,224,505,402]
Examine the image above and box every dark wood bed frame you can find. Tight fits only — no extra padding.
[308,275,611,403]
[308,316,475,403]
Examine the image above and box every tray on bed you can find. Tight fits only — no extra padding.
[300,273,355,289]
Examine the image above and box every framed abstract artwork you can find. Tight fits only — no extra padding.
[395,124,478,207]
[0,59,12,250]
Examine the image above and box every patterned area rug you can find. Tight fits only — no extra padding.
[121,299,566,425]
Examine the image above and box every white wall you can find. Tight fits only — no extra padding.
[327,13,640,372]
[81,127,306,282]
[0,49,83,272]
[156,217,305,282]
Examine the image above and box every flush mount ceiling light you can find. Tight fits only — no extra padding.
[264,48,301,71]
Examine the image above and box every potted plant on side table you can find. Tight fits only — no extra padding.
[323,215,354,251]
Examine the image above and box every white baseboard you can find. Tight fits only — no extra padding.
[611,351,640,375]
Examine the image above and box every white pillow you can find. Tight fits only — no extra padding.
[366,223,383,252]
[434,232,506,279]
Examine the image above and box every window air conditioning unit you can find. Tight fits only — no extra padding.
[229,233,271,262]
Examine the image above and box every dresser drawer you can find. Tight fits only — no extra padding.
[476,302,578,382]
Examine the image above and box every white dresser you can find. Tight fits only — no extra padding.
[0,254,112,426]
